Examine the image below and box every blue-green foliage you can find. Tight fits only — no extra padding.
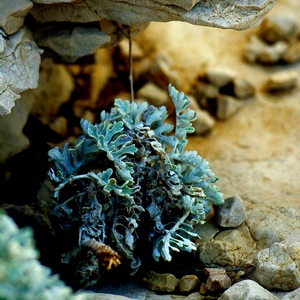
[0,211,90,300]
[48,84,224,286]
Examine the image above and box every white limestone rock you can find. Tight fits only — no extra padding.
[253,242,300,291]
[0,27,42,115]
[264,70,298,92]
[29,0,278,31]
[216,95,243,120]
[218,280,279,300]
[0,0,33,35]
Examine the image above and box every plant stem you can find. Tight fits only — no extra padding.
[128,26,134,103]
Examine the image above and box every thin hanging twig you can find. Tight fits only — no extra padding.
[118,24,134,103]
[128,26,134,103]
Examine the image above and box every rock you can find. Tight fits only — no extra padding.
[194,82,220,102]
[0,93,35,163]
[198,223,256,268]
[29,0,277,31]
[264,70,298,92]
[204,268,231,291]
[216,196,247,228]
[258,16,299,44]
[282,41,300,64]
[218,280,279,300]
[30,58,74,125]
[245,35,289,64]
[179,275,200,293]
[253,242,300,291]
[233,78,255,99]
[281,287,300,300]
[245,204,300,250]
[193,221,219,242]
[187,95,215,135]
[0,27,42,115]
[0,0,33,35]
[205,67,236,88]
[136,82,169,107]
[143,271,179,293]
[216,95,242,120]
[145,55,179,90]
[49,116,68,138]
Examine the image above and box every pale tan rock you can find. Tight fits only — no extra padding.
[0,0,33,35]
[258,16,299,44]
[0,27,42,115]
[245,205,300,250]
[198,223,256,268]
[179,275,200,292]
[264,70,298,92]
[187,95,215,135]
[245,35,289,64]
[281,287,300,300]
[136,82,169,107]
[145,55,179,90]
[233,78,255,99]
[282,41,300,64]
[49,116,68,137]
[143,270,179,293]
[219,280,279,300]
[205,67,236,88]
[0,93,35,163]
[194,82,219,102]
[30,58,74,125]
[253,242,300,291]
[216,95,242,120]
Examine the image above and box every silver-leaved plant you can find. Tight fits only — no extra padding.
[47,84,224,287]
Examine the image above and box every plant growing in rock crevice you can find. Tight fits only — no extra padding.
[47,84,224,287]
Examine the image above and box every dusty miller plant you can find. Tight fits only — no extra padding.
[0,211,89,300]
[47,84,224,287]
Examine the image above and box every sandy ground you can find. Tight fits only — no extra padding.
[135,0,300,209]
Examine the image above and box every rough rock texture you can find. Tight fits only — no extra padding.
[143,271,179,293]
[0,0,33,35]
[29,0,277,30]
[253,242,300,291]
[216,196,247,228]
[218,280,279,300]
[0,27,42,115]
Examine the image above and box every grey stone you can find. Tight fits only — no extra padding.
[216,196,247,228]
[193,221,219,242]
[264,70,298,92]
[218,280,279,300]
[29,0,277,31]
[0,27,42,115]
[253,242,300,291]
[0,0,33,35]
[216,95,242,120]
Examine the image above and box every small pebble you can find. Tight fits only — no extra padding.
[205,67,236,88]
[179,275,200,292]
[264,70,298,92]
